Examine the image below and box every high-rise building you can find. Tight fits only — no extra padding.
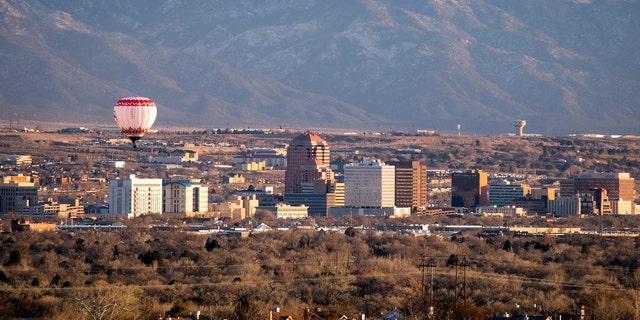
[284,131,332,193]
[386,160,427,212]
[344,159,395,208]
[530,187,556,201]
[284,179,344,216]
[109,175,163,218]
[590,187,612,215]
[561,172,635,214]
[284,131,337,216]
[0,175,38,214]
[451,170,488,208]
[163,179,209,216]
[548,194,582,217]
[488,183,530,206]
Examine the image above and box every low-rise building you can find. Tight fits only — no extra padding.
[213,195,259,220]
[328,206,410,218]
[1,154,32,165]
[22,201,85,219]
[476,205,525,216]
[235,161,266,171]
[221,174,245,184]
[149,150,198,163]
[11,219,56,232]
[233,149,287,168]
[258,203,308,219]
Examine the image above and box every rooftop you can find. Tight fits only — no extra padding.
[291,130,327,145]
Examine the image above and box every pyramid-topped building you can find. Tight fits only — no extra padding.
[284,131,332,193]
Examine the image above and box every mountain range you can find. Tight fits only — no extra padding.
[1,0,639,135]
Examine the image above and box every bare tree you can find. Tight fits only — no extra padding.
[70,286,141,320]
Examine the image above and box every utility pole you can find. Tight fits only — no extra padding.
[454,255,469,315]
[420,255,437,319]
[454,257,458,314]
[429,257,436,318]
[461,255,468,307]
[420,255,427,308]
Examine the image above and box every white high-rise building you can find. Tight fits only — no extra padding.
[344,159,395,208]
[109,175,163,218]
[163,179,209,216]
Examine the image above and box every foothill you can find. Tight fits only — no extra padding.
[1,125,640,319]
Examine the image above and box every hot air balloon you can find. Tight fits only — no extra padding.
[113,97,157,148]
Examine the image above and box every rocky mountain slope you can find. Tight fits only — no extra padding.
[1,0,638,134]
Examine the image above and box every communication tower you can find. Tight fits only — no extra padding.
[512,120,526,136]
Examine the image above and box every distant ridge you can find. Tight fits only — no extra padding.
[0,0,638,135]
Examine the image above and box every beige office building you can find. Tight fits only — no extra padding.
[163,179,209,216]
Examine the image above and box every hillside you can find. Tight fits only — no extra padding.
[0,0,639,134]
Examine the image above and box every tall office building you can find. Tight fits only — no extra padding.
[488,183,530,206]
[530,187,556,201]
[284,131,337,216]
[285,179,344,216]
[590,187,612,215]
[284,131,332,193]
[344,159,395,208]
[109,175,163,218]
[451,170,488,208]
[548,195,582,217]
[561,172,635,214]
[163,179,209,216]
[0,175,38,214]
[386,160,427,211]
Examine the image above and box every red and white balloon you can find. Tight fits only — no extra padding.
[113,97,157,148]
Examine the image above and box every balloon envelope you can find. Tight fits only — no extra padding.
[113,97,157,147]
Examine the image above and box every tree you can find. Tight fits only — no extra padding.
[205,238,221,251]
[112,245,120,260]
[50,274,62,287]
[7,250,21,265]
[446,254,458,267]
[71,286,141,320]
[138,250,163,266]
[345,227,358,237]
[167,304,188,317]
[503,239,513,252]
[75,238,85,252]
[232,294,261,320]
